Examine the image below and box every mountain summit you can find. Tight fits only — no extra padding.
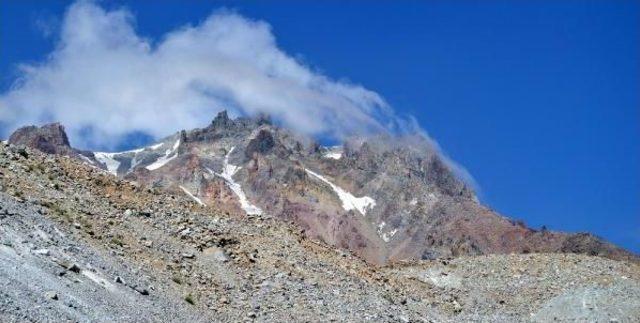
[8,113,636,265]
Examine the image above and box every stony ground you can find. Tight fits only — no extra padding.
[1,142,639,322]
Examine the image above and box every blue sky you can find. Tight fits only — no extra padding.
[1,0,638,253]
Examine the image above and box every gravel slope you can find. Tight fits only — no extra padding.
[1,142,638,322]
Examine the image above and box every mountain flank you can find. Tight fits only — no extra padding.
[0,141,638,322]
[7,114,637,266]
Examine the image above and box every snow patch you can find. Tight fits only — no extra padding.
[322,146,343,160]
[94,152,120,175]
[382,229,398,243]
[304,168,376,216]
[94,140,178,175]
[78,154,95,165]
[377,221,397,243]
[145,153,177,171]
[171,139,180,150]
[323,152,342,160]
[148,142,164,150]
[125,147,145,154]
[146,139,180,171]
[208,147,263,216]
[179,186,206,206]
[94,146,147,175]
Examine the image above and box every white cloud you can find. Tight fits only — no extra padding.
[0,0,477,191]
[0,1,391,149]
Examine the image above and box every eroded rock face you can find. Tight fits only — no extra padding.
[245,129,275,157]
[8,123,100,166]
[8,113,637,265]
[9,123,71,155]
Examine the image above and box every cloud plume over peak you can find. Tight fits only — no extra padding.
[0,1,480,190]
[0,1,396,149]
[0,1,476,189]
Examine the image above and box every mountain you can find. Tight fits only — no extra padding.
[1,136,639,322]
[8,123,100,165]
[8,112,636,265]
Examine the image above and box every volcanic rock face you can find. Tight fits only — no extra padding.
[8,123,70,154]
[7,113,636,265]
[8,123,100,166]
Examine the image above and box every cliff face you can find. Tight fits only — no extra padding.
[9,123,72,154]
[8,114,637,265]
[8,123,99,165]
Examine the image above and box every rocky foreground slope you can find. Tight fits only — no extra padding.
[1,141,639,322]
[8,115,636,266]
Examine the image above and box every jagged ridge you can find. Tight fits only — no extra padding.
[7,113,637,265]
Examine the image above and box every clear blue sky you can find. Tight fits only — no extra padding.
[1,1,638,253]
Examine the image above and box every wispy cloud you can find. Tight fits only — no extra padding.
[0,1,393,148]
[0,0,477,190]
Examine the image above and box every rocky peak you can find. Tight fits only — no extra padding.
[9,123,71,155]
[211,110,231,129]
[342,134,473,199]
[8,116,634,266]
[8,122,101,167]
[424,155,474,198]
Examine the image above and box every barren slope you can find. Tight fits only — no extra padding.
[1,142,639,322]
[9,115,636,265]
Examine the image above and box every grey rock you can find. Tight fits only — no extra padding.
[33,249,50,256]
[66,263,81,273]
[202,247,229,263]
[532,282,640,322]
[44,291,58,300]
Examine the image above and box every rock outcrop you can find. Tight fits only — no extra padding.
[7,114,637,265]
[8,123,100,166]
